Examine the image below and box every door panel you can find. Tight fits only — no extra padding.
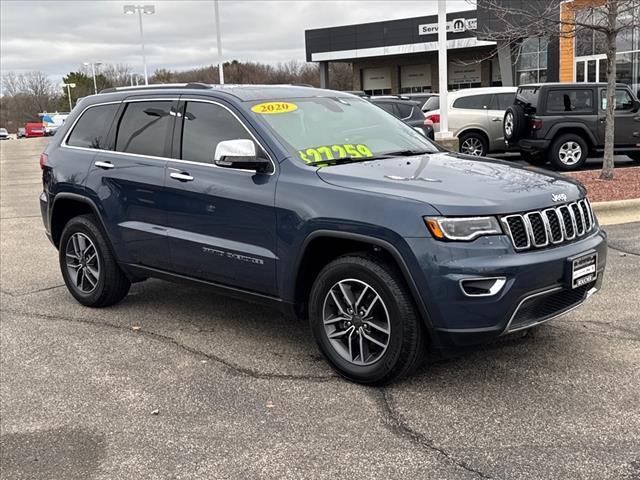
[486,93,515,151]
[164,99,278,295]
[85,98,176,269]
[597,88,638,148]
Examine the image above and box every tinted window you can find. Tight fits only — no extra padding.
[452,94,491,110]
[516,86,540,107]
[395,103,414,118]
[181,102,252,164]
[66,104,118,149]
[600,89,634,111]
[491,93,516,110]
[115,101,173,157]
[423,96,439,111]
[376,102,396,115]
[546,89,593,113]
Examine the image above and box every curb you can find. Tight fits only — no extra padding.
[591,198,640,225]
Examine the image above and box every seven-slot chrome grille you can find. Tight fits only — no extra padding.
[501,199,595,251]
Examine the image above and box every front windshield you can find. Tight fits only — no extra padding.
[249,96,438,165]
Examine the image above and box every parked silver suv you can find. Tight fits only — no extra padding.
[426,87,517,156]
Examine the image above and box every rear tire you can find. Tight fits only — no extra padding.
[521,151,548,166]
[549,134,588,171]
[59,215,131,307]
[309,254,426,385]
[459,132,488,157]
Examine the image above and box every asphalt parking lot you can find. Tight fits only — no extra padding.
[1,138,639,480]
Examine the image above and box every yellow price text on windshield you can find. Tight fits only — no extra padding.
[299,144,374,164]
[251,102,298,114]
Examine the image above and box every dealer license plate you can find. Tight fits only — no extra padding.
[571,252,597,289]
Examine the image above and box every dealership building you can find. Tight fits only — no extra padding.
[304,0,639,95]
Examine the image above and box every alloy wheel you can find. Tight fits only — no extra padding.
[461,137,484,156]
[558,141,582,166]
[504,112,514,137]
[65,232,100,293]
[322,279,391,366]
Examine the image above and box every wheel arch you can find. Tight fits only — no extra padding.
[292,230,434,333]
[50,193,105,248]
[549,124,597,149]
[457,128,490,151]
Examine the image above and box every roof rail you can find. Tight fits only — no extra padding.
[99,83,211,94]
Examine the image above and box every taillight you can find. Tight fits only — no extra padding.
[530,118,543,130]
[424,118,434,126]
[426,114,440,123]
[39,153,48,170]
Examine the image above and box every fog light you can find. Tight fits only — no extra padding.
[459,277,506,297]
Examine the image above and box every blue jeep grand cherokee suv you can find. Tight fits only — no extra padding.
[40,84,606,384]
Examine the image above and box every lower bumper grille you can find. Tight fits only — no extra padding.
[506,282,595,333]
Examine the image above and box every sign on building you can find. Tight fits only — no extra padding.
[418,18,477,36]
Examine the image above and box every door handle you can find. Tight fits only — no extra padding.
[492,117,502,122]
[170,172,194,182]
[94,161,114,169]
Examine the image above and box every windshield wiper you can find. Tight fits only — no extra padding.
[376,149,434,157]
[307,150,434,167]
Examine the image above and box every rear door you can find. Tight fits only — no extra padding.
[163,97,278,295]
[486,92,516,150]
[450,94,490,137]
[597,88,639,148]
[84,96,176,270]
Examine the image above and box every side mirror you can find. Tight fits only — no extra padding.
[632,99,640,113]
[214,139,271,173]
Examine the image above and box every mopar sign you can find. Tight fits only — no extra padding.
[418,18,477,35]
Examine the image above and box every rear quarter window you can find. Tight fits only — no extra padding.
[515,87,539,107]
[423,96,439,111]
[452,94,491,110]
[546,89,594,114]
[66,104,119,149]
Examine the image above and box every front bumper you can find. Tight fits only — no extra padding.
[404,228,607,347]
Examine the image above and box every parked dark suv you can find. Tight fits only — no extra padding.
[369,96,434,139]
[40,84,607,384]
[504,83,640,170]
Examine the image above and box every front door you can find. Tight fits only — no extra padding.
[597,88,639,148]
[164,98,278,295]
[85,97,176,270]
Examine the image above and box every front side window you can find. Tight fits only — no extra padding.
[453,94,491,110]
[600,89,634,111]
[546,89,594,113]
[66,103,119,149]
[181,102,252,164]
[115,101,173,157]
[250,96,437,165]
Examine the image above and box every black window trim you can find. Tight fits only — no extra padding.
[61,97,276,176]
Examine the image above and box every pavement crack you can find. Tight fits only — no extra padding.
[607,244,640,257]
[376,388,494,479]
[0,284,65,297]
[0,307,337,383]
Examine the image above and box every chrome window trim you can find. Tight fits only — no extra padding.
[61,96,277,176]
[60,100,123,150]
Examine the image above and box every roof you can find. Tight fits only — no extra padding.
[97,83,351,102]
[518,82,629,88]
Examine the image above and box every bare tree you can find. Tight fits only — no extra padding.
[476,0,639,180]
[0,71,61,131]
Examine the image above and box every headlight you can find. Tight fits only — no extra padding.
[424,216,502,241]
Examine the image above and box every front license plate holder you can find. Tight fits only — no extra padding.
[567,251,598,289]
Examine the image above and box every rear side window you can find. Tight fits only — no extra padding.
[491,93,516,110]
[515,86,539,107]
[546,89,594,113]
[180,102,252,164]
[395,103,414,119]
[115,101,174,157]
[376,102,396,115]
[452,94,491,110]
[66,104,118,149]
[423,96,439,111]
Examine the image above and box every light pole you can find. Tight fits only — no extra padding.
[123,4,155,85]
[214,0,224,84]
[435,0,452,142]
[83,62,103,94]
[62,83,76,111]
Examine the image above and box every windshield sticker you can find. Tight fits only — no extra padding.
[298,144,374,163]
[251,102,298,114]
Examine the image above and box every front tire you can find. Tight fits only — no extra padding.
[550,134,588,171]
[459,132,488,157]
[309,254,425,385]
[59,215,131,307]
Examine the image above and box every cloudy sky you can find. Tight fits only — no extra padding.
[1,0,474,82]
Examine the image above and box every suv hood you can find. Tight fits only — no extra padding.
[316,152,586,216]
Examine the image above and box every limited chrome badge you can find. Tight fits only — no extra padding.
[552,193,567,203]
